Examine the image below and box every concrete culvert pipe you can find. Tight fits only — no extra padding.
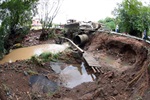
[74,34,89,45]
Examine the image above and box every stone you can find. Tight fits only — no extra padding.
[29,75,58,93]
[23,71,28,76]
[0,70,4,73]
[113,90,118,96]
[108,72,114,78]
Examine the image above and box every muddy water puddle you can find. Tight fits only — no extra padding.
[99,54,131,72]
[50,62,96,88]
[0,43,69,64]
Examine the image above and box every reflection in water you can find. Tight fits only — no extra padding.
[0,43,69,64]
[50,62,67,74]
[51,62,96,88]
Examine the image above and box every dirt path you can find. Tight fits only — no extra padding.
[0,31,150,100]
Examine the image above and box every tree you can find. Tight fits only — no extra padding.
[0,0,38,58]
[37,0,63,40]
[113,0,150,37]
[98,17,116,31]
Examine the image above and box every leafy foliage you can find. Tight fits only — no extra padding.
[98,17,116,31]
[0,0,38,58]
[113,0,150,37]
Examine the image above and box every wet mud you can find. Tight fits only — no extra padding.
[0,31,150,100]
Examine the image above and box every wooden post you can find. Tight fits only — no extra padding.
[61,37,84,53]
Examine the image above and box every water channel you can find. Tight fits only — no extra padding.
[0,43,96,88]
[0,43,69,64]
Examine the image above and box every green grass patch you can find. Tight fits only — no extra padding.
[39,52,60,62]
[30,52,60,63]
[30,49,82,66]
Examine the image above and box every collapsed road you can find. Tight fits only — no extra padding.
[0,26,150,99]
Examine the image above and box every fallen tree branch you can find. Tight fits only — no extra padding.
[60,37,84,53]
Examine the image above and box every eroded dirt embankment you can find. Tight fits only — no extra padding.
[0,31,150,100]
[83,32,150,99]
[42,32,150,100]
[87,32,148,68]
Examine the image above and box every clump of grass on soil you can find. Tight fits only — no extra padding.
[30,49,82,66]
[30,52,60,64]
[39,52,60,62]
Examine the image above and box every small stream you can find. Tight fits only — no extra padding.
[0,43,69,64]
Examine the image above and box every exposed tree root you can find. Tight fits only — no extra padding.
[127,60,150,96]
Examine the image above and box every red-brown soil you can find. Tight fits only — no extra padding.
[22,30,56,47]
[0,31,150,100]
